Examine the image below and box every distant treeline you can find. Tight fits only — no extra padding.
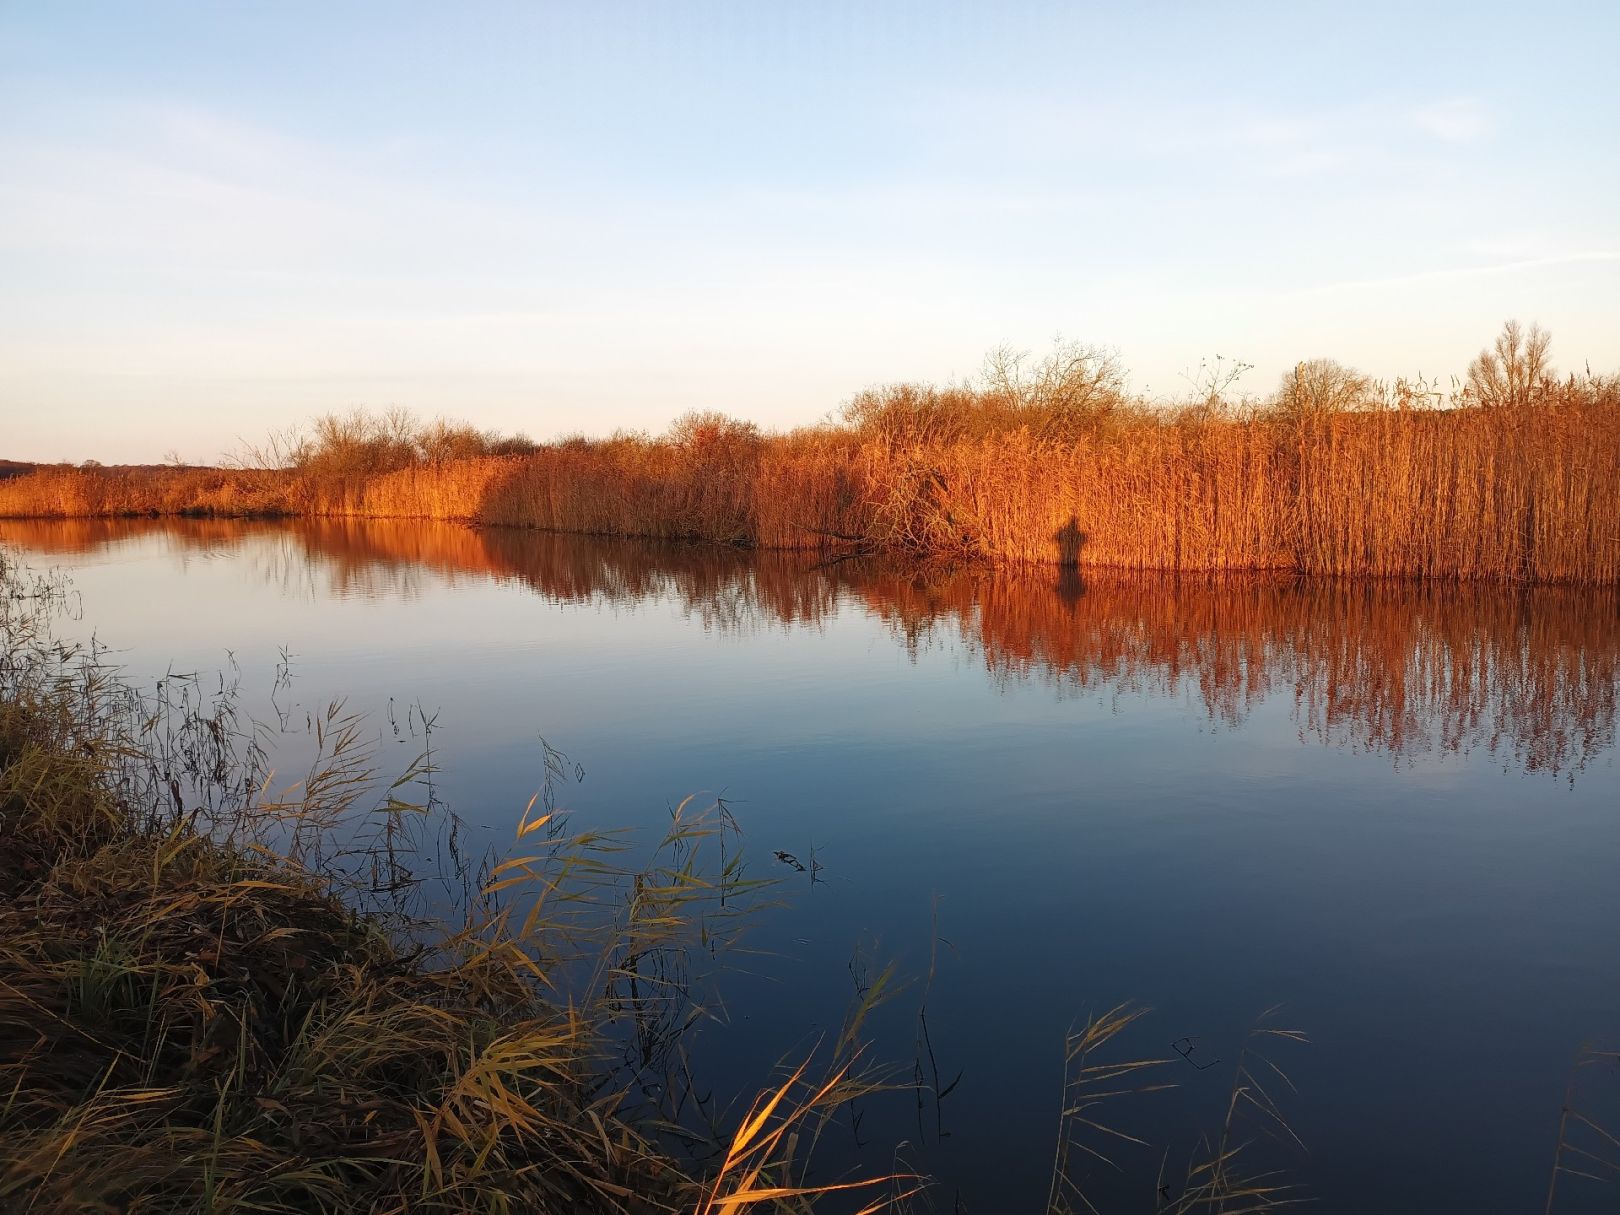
[3,322,1618,583]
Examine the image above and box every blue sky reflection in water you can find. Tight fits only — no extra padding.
[3,517,1618,1214]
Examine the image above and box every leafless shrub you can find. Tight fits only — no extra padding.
[1271,359,1376,419]
[845,340,1128,446]
[1466,319,1555,409]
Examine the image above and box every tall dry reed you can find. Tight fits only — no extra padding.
[4,332,1617,583]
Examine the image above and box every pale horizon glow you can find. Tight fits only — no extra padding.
[3,1,1618,463]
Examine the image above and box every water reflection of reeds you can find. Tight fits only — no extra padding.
[5,517,1616,776]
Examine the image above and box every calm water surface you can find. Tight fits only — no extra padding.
[4,518,1618,1213]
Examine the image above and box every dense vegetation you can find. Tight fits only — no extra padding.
[2,321,1619,582]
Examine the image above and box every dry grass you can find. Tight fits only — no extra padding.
[1044,1005,1311,1215]
[0,550,902,1214]
[1546,1046,1620,1212]
[0,464,301,519]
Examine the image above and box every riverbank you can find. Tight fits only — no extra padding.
[5,385,1619,583]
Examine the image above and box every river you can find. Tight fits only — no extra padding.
[4,516,1617,1214]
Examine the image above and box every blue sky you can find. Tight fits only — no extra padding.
[3,1,1617,463]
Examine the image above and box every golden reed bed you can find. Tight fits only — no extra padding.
[6,398,1619,583]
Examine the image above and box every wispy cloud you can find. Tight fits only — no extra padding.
[1263,149,1359,178]
[1411,97,1492,142]
[1284,251,1620,298]
[1220,99,1493,179]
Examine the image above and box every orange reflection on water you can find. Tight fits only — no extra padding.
[4,517,1615,775]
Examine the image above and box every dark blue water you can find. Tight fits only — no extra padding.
[5,517,1618,1214]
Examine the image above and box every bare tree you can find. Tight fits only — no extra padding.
[1179,354,1255,415]
[1273,359,1374,418]
[666,410,761,451]
[1466,320,1553,409]
[225,408,535,473]
[981,337,1125,435]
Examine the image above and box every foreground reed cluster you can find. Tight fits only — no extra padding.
[0,551,903,1214]
[3,324,1618,583]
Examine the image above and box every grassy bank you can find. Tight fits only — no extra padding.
[0,550,900,1214]
[3,328,1619,582]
